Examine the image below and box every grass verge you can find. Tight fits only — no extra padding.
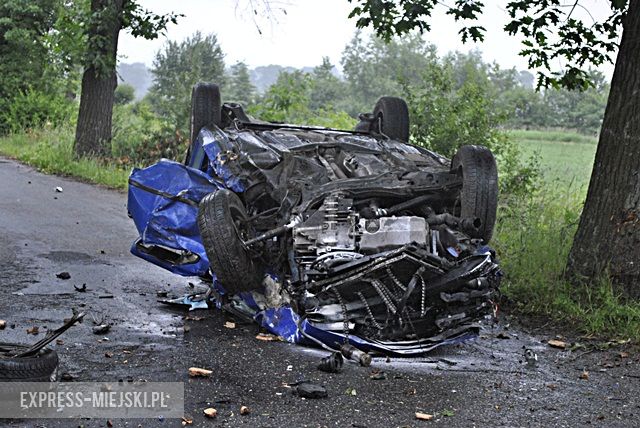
[507,129,598,145]
[494,183,640,340]
[0,127,129,190]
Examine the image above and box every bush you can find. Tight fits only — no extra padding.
[111,101,187,167]
[0,90,76,134]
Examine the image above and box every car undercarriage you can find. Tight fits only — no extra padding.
[127,83,501,356]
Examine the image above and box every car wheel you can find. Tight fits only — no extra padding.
[197,190,263,294]
[373,96,410,142]
[189,82,221,144]
[0,343,58,382]
[451,145,498,242]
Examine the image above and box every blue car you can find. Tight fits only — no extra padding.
[127,83,501,355]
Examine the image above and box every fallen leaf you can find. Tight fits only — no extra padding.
[619,352,629,359]
[546,383,558,391]
[255,333,280,341]
[0,320,6,330]
[548,339,568,349]
[26,326,39,335]
[415,412,434,421]
[188,367,212,377]
[203,408,217,418]
[441,409,455,417]
[240,405,250,415]
[224,321,236,329]
[580,370,589,380]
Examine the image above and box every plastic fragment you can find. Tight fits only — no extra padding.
[203,408,217,418]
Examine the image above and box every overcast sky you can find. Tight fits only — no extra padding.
[118,0,615,74]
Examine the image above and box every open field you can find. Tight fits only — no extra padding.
[509,129,597,188]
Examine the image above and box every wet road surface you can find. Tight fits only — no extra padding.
[0,158,638,427]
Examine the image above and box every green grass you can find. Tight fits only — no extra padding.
[0,127,129,189]
[510,129,597,188]
[497,129,640,340]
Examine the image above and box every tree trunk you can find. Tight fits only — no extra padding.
[74,0,125,158]
[567,2,640,298]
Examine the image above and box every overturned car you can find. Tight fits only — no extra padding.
[128,83,501,355]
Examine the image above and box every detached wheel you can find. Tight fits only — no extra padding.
[373,96,410,142]
[197,190,263,294]
[451,145,498,242]
[189,82,221,144]
[0,343,58,382]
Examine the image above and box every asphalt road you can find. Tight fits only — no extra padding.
[0,158,638,427]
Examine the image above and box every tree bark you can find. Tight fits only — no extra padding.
[74,0,125,158]
[567,2,640,298]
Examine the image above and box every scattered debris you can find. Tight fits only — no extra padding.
[224,321,236,329]
[188,367,212,377]
[26,326,39,335]
[156,291,169,298]
[107,420,113,427]
[255,333,280,342]
[73,284,87,292]
[295,382,328,399]
[619,352,629,359]
[345,387,357,396]
[415,412,434,421]
[524,348,538,367]
[105,352,113,358]
[92,324,111,335]
[546,383,558,391]
[56,272,71,280]
[496,332,510,340]
[60,373,75,381]
[185,315,205,321]
[203,408,217,418]
[181,416,193,425]
[0,320,5,330]
[341,344,372,367]
[441,409,455,417]
[369,369,386,380]
[55,186,63,193]
[286,365,293,371]
[580,370,590,380]
[548,339,568,349]
[240,406,250,415]
[317,352,343,373]
[98,294,114,299]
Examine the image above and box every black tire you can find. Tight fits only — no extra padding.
[0,343,58,382]
[451,145,498,242]
[197,190,263,294]
[373,96,410,142]
[189,82,222,145]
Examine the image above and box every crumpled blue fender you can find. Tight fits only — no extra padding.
[127,159,222,276]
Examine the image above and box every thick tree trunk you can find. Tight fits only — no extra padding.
[567,2,640,298]
[74,0,125,158]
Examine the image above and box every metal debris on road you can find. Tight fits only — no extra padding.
[317,352,343,373]
[295,382,328,399]
[92,324,111,335]
[341,344,372,367]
